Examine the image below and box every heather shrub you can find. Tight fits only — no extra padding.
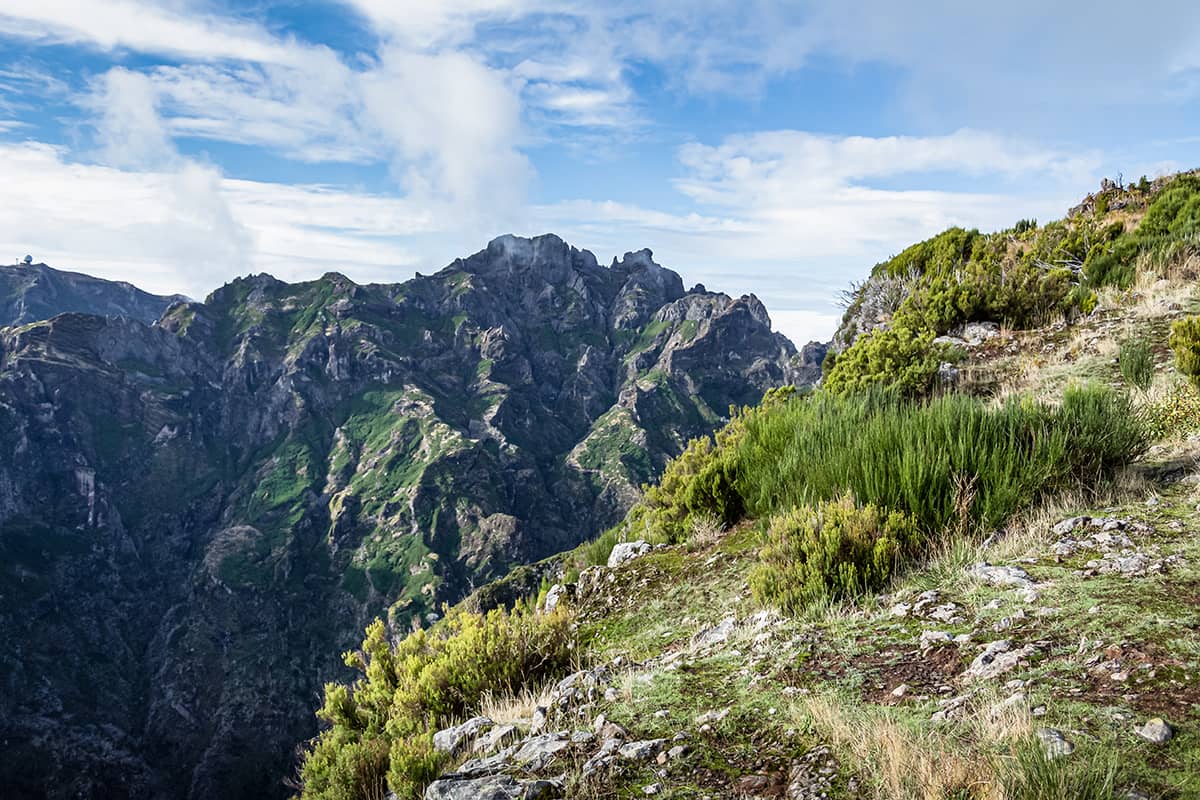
[629,386,793,543]
[822,323,941,397]
[1169,315,1200,388]
[298,605,574,800]
[750,495,919,613]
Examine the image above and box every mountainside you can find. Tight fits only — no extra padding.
[0,234,805,799]
[0,261,186,326]
[296,175,1200,800]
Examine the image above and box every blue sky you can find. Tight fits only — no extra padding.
[2,2,1200,343]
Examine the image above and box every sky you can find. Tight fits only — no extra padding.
[2,3,1200,344]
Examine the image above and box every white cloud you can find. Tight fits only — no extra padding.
[358,47,531,215]
[85,68,177,169]
[0,0,310,65]
[0,142,459,297]
[533,129,1102,344]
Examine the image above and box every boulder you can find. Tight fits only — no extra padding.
[969,562,1035,588]
[1134,717,1174,745]
[433,716,493,755]
[962,640,1037,681]
[424,775,560,800]
[607,540,651,568]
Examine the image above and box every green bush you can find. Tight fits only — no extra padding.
[629,386,793,543]
[736,385,1147,535]
[1144,379,1200,439]
[1169,315,1200,387]
[749,495,919,614]
[1118,337,1154,390]
[298,604,574,800]
[822,324,941,396]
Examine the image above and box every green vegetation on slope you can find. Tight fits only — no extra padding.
[294,178,1199,800]
[826,173,1200,395]
[298,604,574,800]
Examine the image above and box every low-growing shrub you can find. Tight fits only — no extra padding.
[1169,315,1200,387]
[1144,378,1200,439]
[1117,337,1154,390]
[750,495,920,613]
[298,604,574,800]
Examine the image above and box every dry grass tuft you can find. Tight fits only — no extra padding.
[796,693,998,800]
[478,681,556,727]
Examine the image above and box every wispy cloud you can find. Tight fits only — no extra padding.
[0,0,311,65]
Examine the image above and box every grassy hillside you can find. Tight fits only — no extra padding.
[293,174,1200,800]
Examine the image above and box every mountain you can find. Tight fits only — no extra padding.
[0,234,807,799]
[0,261,187,326]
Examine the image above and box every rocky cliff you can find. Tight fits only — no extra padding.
[0,234,805,799]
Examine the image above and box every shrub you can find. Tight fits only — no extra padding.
[1144,379,1200,439]
[298,604,574,800]
[735,385,1147,535]
[629,386,793,543]
[750,495,919,614]
[822,324,941,397]
[1118,337,1154,390]
[1169,315,1200,387]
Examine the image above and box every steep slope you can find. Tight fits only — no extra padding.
[0,261,186,326]
[0,234,803,799]
[297,175,1200,800]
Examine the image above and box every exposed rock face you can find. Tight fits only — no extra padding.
[0,234,805,799]
[0,261,186,326]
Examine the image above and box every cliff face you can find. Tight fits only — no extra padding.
[0,262,186,327]
[0,235,806,799]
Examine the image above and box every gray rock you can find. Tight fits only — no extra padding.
[618,739,667,760]
[693,615,738,648]
[542,582,571,613]
[962,640,1036,681]
[695,708,730,726]
[667,744,690,760]
[476,724,520,754]
[1036,728,1075,759]
[1134,717,1174,745]
[433,716,494,755]
[969,562,1035,588]
[956,321,1000,345]
[607,540,651,568]
[424,774,561,800]
[1052,516,1091,535]
[919,630,953,648]
[512,733,570,769]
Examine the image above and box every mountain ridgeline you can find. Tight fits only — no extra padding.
[0,234,815,799]
[0,261,186,327]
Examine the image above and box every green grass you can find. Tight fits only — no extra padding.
[736,385,1147,535]
[1118,337,1154,390]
